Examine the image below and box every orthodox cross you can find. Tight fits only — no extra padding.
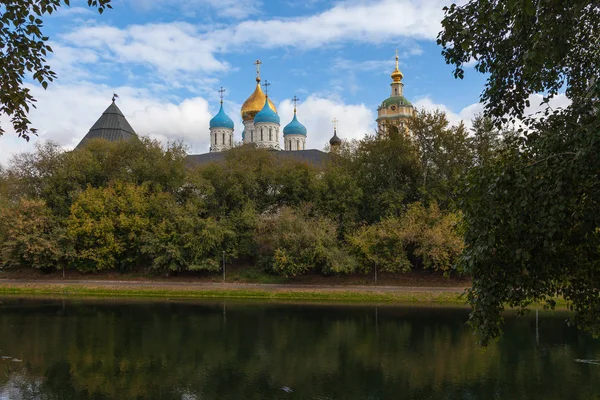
[332,117,338,132]
[218,87,226,104]
[395,49,399,69]
[254,59,262,81]
[292,95,299,112]
[262,80,270,96]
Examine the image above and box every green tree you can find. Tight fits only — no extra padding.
[439,0,600,343]
[0,199,68,270]
[342,132,422,223]
[5,138,187,217]
[141,200,234,273]
[67,182,152,272]
[257,207,357,276]
[409,109,473,209]
[348,202,464,274]
[1,0,112,140]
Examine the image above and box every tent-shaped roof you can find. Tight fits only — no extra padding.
[76,100,138,149]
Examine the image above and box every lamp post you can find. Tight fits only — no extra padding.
[222,251,226,282]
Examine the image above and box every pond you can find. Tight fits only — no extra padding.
[0,298,598,399]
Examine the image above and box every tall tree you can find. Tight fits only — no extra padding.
[0,0,112,140]
[439,0,600,344]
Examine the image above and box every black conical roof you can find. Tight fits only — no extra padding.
[76,101,138,149]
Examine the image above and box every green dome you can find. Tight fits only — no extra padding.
[380,96,413,108]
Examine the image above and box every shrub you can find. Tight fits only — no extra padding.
[257,207,357,277]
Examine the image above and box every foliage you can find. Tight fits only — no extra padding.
[67,182,152,272]
[438,0,600,122]
[0,0,112,140]
[440,0,600,343]
[409,109,473,208]
[141,200,233,273]
[6,138,187,217]
[341,131,422,223]
[0,199,68,270]
[348,202,464,274]
[257,207,357,277]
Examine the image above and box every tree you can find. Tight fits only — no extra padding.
[438,0,599,122]
[348,202,464,274]
[67,182,152,272]
[439,0,600,344]
[409,109,473,209]
[0,199,68,270]
[257,207,357,276]
[1,0,113,140]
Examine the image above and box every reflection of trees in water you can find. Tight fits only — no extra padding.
[0,301,598,399]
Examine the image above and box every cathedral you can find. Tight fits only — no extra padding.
[75,52,414,162]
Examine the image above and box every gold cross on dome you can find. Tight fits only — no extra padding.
[292,95,299,111]
[218,87,225,103]
[332,117,338,131]
[262,80,270,96]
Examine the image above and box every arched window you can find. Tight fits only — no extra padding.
[251,130,254,141]
[222,132,225,145]
[261,128,263,141]
[229,135,232,146]
[214,132,217,145]
[395,88,398,95]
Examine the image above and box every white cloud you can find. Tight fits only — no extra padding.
[60,23,229,76]
[53,0,452,82]
[219,0,453,49]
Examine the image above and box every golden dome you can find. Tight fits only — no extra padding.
[241,80,277,121]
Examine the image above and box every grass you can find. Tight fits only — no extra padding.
[0,284,468,304]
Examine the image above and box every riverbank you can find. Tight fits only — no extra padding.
[0,279,468,303]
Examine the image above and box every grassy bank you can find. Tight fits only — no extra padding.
[0,283,468,304]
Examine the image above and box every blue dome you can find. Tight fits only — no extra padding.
[209,103,234,129]
[283,112,307,136]
[254,98,280,124]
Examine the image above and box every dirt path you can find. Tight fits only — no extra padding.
[0,279,468,293]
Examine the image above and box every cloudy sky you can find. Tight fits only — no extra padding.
[0,0,566,164]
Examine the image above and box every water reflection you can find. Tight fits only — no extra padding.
[0,299,598,399]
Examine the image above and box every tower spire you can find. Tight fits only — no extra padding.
[391,50,403,83]
[254,59,262,83]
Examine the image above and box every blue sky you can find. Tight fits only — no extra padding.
[1,0,537,163]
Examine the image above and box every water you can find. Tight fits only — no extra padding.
[0,298,598,399]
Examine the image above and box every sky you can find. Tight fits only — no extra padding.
[0,0,568,165]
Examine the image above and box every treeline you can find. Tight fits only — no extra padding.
[0,110,511,277]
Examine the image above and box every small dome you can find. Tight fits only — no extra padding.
[210,103,234,129]
[254,97,280,124]
[329,131,342,146]
[283,112,307,136]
